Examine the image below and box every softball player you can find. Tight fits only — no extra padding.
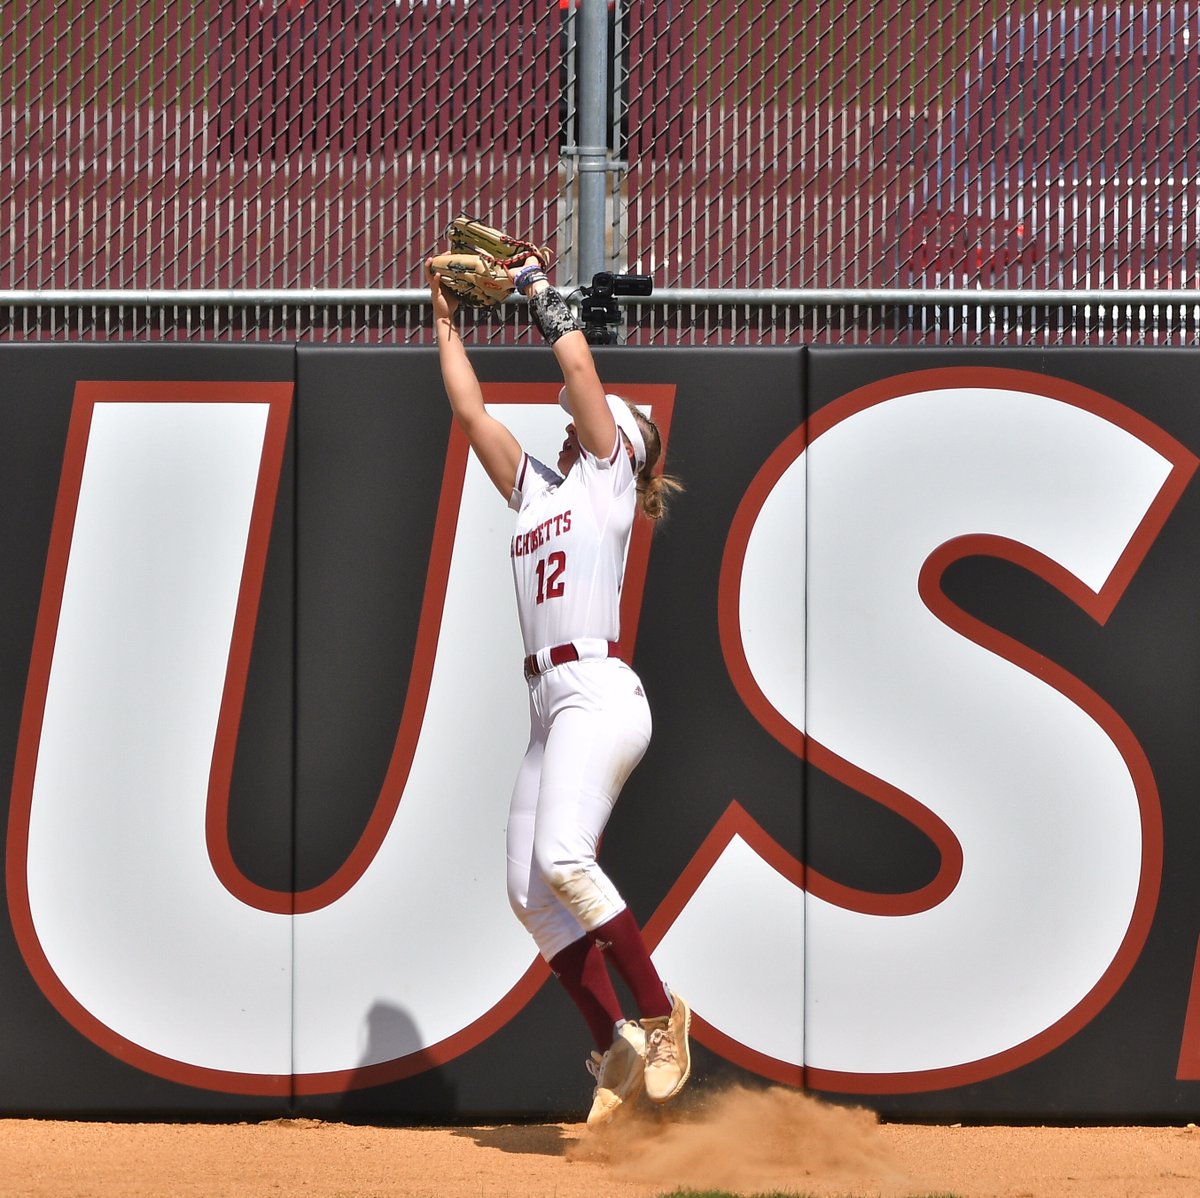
[428,256,689,1127]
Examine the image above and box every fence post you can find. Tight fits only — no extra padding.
[575,0,610,285]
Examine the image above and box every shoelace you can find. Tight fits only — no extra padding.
[585,1049,606,1082]
[645,1026,677,1067]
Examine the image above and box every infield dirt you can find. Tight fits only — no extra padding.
[1,1085,1198,1197]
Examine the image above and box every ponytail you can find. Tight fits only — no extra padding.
[637,469,684,521]
[624,403,683,521]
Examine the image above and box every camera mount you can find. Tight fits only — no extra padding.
[580,271,654,345]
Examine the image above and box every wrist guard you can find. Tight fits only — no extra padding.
[529,286,581,345]
[513,265,547,295]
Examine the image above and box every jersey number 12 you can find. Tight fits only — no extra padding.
[535,551,566,604]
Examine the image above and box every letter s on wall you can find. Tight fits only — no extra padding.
[652,367,1195,1093]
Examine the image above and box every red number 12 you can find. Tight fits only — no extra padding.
[535,551,567,603]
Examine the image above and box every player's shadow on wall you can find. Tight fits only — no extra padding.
[334,1000,458,1121]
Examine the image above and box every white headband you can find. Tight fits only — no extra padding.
[558,387,647,471]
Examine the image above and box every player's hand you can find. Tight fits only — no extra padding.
[504,254,541,283]
[427,262,460,320]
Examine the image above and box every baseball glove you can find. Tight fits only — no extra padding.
[428,217,555,308]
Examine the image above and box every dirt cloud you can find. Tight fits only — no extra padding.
[569,1083,907,1195]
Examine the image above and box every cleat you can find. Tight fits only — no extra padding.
[641,992,691,1103]
[585,1021,645,1128]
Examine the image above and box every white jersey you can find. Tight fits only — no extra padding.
[507,435,635,655]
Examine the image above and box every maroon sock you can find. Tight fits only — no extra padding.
[589,908,672,1019]
[549,935,626,1052]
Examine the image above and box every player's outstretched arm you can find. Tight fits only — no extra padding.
[429,267,522,498]
[552,326,614,461]
[510,258,616,461]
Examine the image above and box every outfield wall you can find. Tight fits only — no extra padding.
[3,344,1200,1121]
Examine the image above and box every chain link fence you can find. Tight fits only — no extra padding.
[3,2,1200,343]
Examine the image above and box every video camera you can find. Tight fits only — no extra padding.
[580,271,654,345]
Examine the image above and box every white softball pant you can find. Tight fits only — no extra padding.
[506,657,652,961]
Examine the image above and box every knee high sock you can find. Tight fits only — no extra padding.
[589,908,672,1019]
[549,935,626,1053]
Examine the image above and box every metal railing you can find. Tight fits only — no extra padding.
[4,288,1200,346]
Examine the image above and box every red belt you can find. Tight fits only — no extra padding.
[523,641,621,679]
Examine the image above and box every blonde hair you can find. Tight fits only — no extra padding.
[624,403,684,522]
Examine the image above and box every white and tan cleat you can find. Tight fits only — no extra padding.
[641,992,692,1103]
[585,1021,646,1128]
